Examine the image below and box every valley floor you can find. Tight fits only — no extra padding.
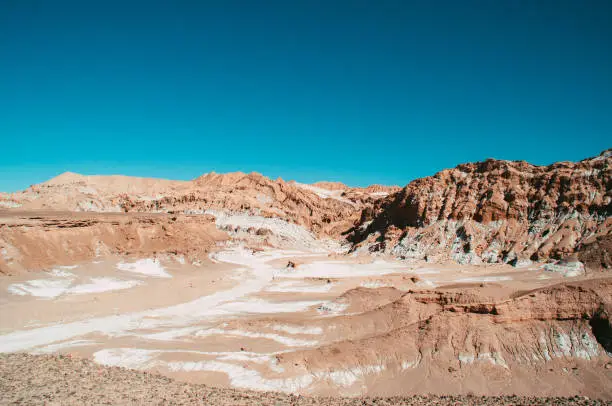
[0,211,611,400]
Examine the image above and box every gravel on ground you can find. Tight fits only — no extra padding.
[0,353,608,406]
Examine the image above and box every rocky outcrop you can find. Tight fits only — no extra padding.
[1,150,609,268]
[0,172,397,239]
[0,211,226,274]
[348,149,611,270]
[277,278,612,397]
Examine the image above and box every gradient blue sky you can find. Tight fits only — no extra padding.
[1,0,610,191]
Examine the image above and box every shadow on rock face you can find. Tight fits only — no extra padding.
[590,309,612,353]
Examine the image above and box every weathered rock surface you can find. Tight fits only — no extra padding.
[277,278,612,398]
[0,172,398,239]
[348,149,611,270]
[3,151,608,270]
[0,211,226,274]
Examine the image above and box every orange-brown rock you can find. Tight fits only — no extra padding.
[279,277,612,398]
[0,172,398,239]
[349,149,611,269]
[0,210,226,274]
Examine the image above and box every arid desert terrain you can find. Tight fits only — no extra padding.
[0,150,610,404]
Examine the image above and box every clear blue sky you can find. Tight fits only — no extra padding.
[1,0,610,192]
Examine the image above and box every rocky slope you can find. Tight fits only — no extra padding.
[0,211,226,274]
[1,150,609,270]
[348,149,611,270]
[0,172,398,239]
[274,277,612,398]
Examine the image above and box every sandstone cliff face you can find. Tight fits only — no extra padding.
[0,212,226,274]
[349,150,611,269]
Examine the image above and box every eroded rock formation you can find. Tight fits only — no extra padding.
[0,172,398,239]
[349,149,611,269]
[0,211,226,274]
[277,278,612,396]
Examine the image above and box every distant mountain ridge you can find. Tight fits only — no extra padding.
[1,150,609,269]
[0,171,398,238]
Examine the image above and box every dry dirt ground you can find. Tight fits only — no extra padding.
[1,237,611,399]
[0,353,607,406]
[1,210,611,401]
